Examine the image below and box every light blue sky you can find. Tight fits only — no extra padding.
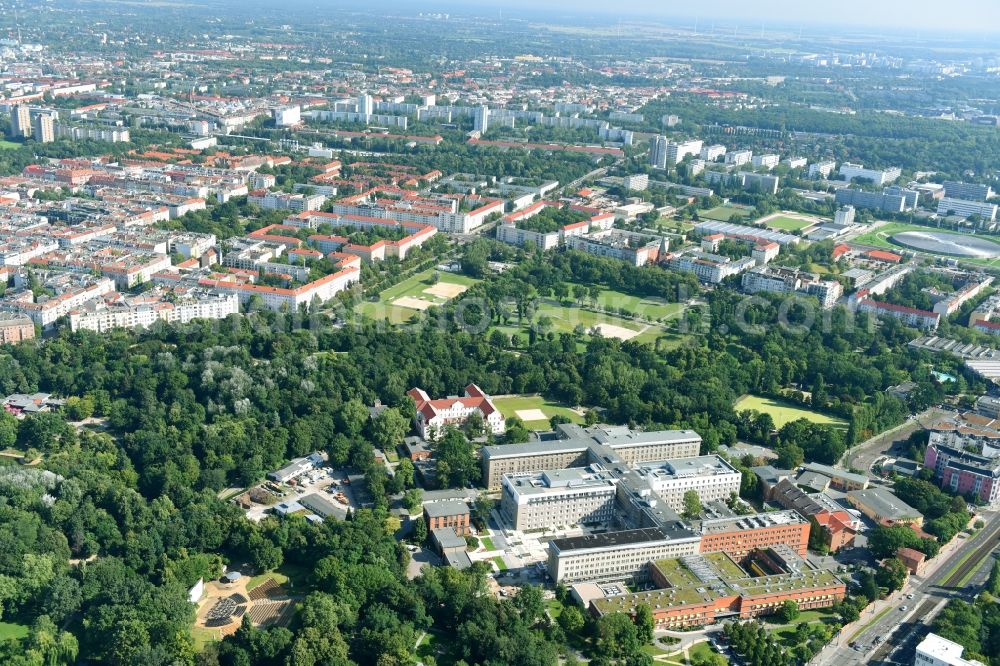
[491,0,1000,33]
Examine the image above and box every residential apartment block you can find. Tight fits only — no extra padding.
[808,161,836,179]
[565,230,664,267]
[0,313,35,344]
[666,251,756,284]
[857,297,941,330]
[942,181,994,203]
[68,290,239,333]
[741,266,843,309]
[838,162,901,185]
[248,190,326,212]
[925,431,1000,506]
[937,197,999,222]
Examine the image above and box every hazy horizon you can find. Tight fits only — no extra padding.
[445,0,1000,35]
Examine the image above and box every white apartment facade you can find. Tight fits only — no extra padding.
[635,455,742,511]
[838,162,901,185]
[500,467,618,531]
[69,292,239,332]
[547,528,701,583]
[726,150,753,166]
[937,197,999,221]
[809,161,836,179]
[751,154,780,170]
[700,144,726,162]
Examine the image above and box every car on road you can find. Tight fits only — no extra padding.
[900,605,908,611]
[907,593,914,599]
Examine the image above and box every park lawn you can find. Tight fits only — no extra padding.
[650,331,692,350]
[246,561,310,594]
[0,140,21,151]
[593,288,685,321]
[535,302,645,336]
[496,302,682,349]
[640,642,674,657]
[415,631,438,659]
[493,301,678,348]
[493,556,508,571]
[689,641,728,663]
[852,222,933,250]
[191,626,222,652]
[417,629,470,666]
[701,206,751,222]
[0,621,28,642]
[764,215,814,231]
[790,608,839,624]
[734,394,848,430]
[246,571,290,593]
[354,269,480,323]
[481,536,496,551]
[493,394,583,430]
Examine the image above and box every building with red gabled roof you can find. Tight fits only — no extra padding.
[832,243,851,260]
[896,547,926,575]
[406,384,505,440]
[974,319,1000,335]
[857,298,940,330]
[866,249,902,264]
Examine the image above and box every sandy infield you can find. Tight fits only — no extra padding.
[424,282,468,298]
[393,296,434,311]
[515,409,548,422]
[591,323,640,340]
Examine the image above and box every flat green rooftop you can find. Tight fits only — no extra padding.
[592,552,842,616]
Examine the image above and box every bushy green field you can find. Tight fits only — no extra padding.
[764,215,814,231]
[734,394,847,429]
[354,269,480,323]
[493,394,584,430]
[701,206,750,222]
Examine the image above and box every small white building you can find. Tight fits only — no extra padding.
[915,633,986,666]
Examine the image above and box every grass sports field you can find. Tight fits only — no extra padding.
[534,302,659,343]
[734,394,848,429]
[495,299,687,349]
[593,288,685,321]
[763,215,814,231]
[854,223,1000,268]
[354,269,480,323]
[493,394,584,430]
[700,206,752,222]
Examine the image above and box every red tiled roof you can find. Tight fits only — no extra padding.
[866,249,902,263]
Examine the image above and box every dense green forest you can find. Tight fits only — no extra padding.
[640,97,1000,177]
[0,234,973,663]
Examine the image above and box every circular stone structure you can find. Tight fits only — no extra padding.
[891,230,1000,259]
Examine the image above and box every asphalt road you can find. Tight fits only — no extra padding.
[842,407,951,475]
[812,511,1000,666]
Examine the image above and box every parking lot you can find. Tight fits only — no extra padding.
[239,466,361,522]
